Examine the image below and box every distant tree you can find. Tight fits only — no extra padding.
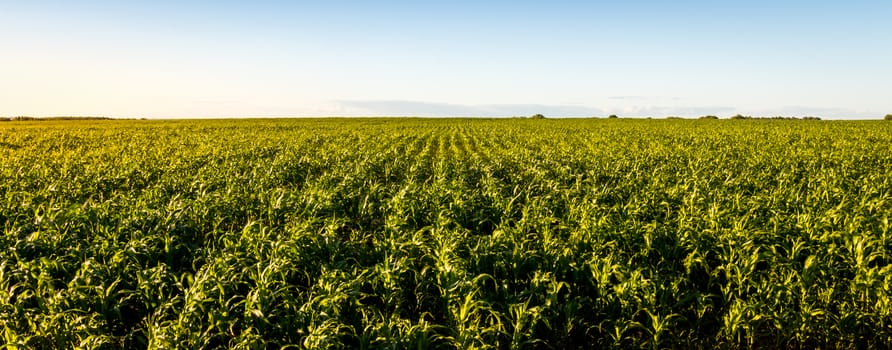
[5,116,111,121]
[885,114,892,120]
[608,114,619,119]
[529,114,546,119]
[666,116,683,119]
[699,115,718,119]
[726,114,822,120]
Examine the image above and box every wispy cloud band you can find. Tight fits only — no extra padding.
[335,100,605,117]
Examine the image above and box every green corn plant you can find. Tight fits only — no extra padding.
[1,118,891,348]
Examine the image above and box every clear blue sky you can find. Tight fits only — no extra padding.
[1,1,889,119]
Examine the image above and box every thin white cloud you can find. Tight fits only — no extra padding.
[607,96,681,101]
[768,106,869,119]
[609,105,737,117]
[335,100,605,117]
[335,100,766,118]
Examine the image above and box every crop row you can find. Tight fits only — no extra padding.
[1,118,891,348]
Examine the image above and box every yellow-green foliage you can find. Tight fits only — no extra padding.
[1,118,891,348]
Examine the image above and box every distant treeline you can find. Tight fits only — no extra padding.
[521,114,825,120]
[728,114,821,120]
[0,116,115,121]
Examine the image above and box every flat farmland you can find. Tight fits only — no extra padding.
[1,118,891,348]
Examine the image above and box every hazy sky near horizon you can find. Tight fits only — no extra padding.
[1,1,890,119]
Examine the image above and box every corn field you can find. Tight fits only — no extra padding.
[1,118,891,348]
